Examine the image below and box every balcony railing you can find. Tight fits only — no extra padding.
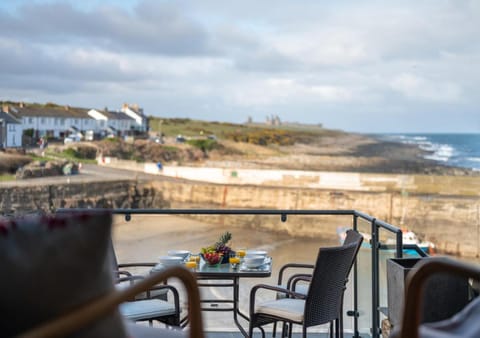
[108,208,417,338]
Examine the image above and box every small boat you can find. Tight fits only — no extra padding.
[337,227,435,255]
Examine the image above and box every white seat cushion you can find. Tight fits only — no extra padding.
[120,299,176,321]
[125,321,187,338]
[256,298,305,323]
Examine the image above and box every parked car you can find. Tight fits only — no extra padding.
[64,135,81,144]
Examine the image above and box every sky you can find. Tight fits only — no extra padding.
[0,0,479,133]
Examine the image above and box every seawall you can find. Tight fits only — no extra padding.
[0,180,169,214]
[2,165,479,257]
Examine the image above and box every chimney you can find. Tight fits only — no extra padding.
[65,105,70,111]
[19,102,24,108]
[2,104,9,113]
[122,103,129,111]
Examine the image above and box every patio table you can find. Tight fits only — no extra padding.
[153,257,272,337]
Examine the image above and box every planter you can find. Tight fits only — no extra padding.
[386,257,469,327]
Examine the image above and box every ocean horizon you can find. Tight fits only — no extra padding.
[371,133,480,171]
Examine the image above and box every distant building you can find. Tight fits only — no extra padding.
[87,108,136,137]
[0,105,23,148]
[121,103,148,132]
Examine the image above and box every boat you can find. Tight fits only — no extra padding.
[337,227,435,255]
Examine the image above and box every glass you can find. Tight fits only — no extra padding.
[185,261,197,271]
[189,255,200,263]
[236,248,246,258]
[229,256,240,269]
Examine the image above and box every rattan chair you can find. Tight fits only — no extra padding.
[249,231,363,338]
[273,229,363,338]
[391,257,480,338]
[109,239,182,326]
[17,266,204,338]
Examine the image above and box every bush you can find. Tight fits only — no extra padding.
[0,154,32,174]
[186,139,218,153]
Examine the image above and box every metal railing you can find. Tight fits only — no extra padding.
[108,208,407,338]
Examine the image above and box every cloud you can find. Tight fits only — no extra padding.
[390,73,462,102]
[0,1,212,56]
[0,0,479,132]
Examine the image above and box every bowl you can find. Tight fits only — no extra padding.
[167,250,191,260]
[243,255,265,268]
[158,255,184,266]
[246,250,268,259]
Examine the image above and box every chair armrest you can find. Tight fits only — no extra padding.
[395,257,480,338]
[18,266,204,338]
[288,274,312,295]
[277,263,314,285]
[249,283,306,318]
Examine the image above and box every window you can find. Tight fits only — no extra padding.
[60,118,65,126]
[28,117,33,124]
[41,117,46,124]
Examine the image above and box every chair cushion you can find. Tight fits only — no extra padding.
[256,298,305,322]
[120,299,176,321]
[125,321,187,338]
[0,210,127,337]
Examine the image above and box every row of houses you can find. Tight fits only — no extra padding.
[0,102,148,148]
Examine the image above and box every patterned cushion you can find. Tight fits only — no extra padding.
[0,210,127,337]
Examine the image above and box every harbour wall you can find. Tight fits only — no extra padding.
[2,167,479,257]
[148,179,480,258]
[0,180,169,214]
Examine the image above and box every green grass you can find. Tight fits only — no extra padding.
[0,175,15,182]
[148,116,339,146]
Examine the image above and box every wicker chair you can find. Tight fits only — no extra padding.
[110,240,182,327]
[391,257,480,338]
[17,266,204,338]
[273,229,363,338]
[249,231,363,338]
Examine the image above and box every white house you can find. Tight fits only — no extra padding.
[6,103,93,139]
[0,107,23,148]
[87,108,135,136]
[121,103,148,132]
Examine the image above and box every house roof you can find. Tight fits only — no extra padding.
[0,111,21,124]
[7,104,90,119]
[97,109,133,121]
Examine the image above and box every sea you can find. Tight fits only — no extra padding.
[372,133,480,171]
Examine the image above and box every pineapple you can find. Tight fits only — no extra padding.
[215,231,232,256]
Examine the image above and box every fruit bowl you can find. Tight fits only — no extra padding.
[201,252,223,266]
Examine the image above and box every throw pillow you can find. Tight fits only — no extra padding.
[0,209,127,337]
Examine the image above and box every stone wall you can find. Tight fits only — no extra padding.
[0,180,170,215]
[149,180,480,258]
[2,176,479,257]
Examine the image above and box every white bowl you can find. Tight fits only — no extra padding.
[243,255,265,268]
[158,255,184,266]
[167,250,190,260]
[246,250,268,258]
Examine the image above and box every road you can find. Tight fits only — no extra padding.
[0,163,181,187]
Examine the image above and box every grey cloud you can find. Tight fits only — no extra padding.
[0,1,212,56]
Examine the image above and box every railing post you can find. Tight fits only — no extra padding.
[352,214,361,338]
[371,218,380,338]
